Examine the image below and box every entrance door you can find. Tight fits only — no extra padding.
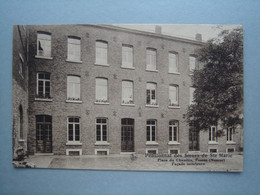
[36,115,52,153]
[189,128,199,151]
[121,118,134,152]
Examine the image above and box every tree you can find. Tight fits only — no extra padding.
[186,28,243,134]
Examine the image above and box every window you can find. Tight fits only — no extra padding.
[67,117,80,142]
[189,56,196,72]
[67,76,80,100]
[227,127,234,142]
[95,41,108,65]
[169,85,178,106]
[190,87,195,105]
[146,83,157,105]
[18,105,23,140]
[37,72,51,99]
[169,52,178,73]
[209,126,217,142]
[36,115,52,153]
[18,53,24,77]
[67,37,81,62]
[146,120,156,142]
[96,118,108,142]
[95,78,108,103]
[37,32,51,58]
[122,81,134,104]
[169,120,178,142]
[122,45,133,68]
[146,48,157,71]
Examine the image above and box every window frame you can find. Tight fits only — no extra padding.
[189,55,196,74]
[36,72,51,100]
[168,52,179,74]
[95,40,109,66]
[36,32,52,59]
[146,119,158,144]
[146,48,157,71]
[66,75,81,102]
[209,126,218,143]
[66,36,82,63]
[168,85,179,107]
[67,117,81,145]
[121,80,134,105]
[146,82,158,107]
[189,87,196,105]
[121,45,134,69]
[95,118,109,144]
[95,77,109,104]
[226,127,236,143]
[169,120,179,143]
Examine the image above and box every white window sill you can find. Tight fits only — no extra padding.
[18,139,25,142]
[168,141,180,145]
[146,142,159,146]
[35,98,53,102]
[146,104,159,108]
[66,59,82,64]
[66,142,82,146]
[35,55,53,60]
[94,63,109,67]
[226,141,236,145]
[208,141,218,145]
[121,66,135,70]
[168,105,180,109]
[94,102,110,105]
[95,142,110,146]
[121,103,135,107]
[66,100,82,104]
[145,69,158,72]
[189,73,194,76]
[168,72,180,75]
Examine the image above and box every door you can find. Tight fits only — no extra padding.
[189,128,199,151]
[36,115,52,153]
[121,118,134,152]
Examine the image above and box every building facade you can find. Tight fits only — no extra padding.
[13,24,243,156]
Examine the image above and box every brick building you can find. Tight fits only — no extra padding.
[12,24,243,156]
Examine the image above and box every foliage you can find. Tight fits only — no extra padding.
[186,28,243,132]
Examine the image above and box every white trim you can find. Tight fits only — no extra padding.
[145,105,159,108]
[121,66,135,70]
[226,147,235,153]
[226,141,236,145]
[145,69,158,72]
[66,59,82,64]
[94,102,110,105]
[208,141,219,145]
[35,153,54,156]
[18,139,25,142]
[66,100,82,104]
[95,149,109,155]
[35,98,53,102]
[168,72,180,75]
[145,141,159,146]
[66,149,82,156]
[66,142,82,146]
[95,142,110,146]
[94,63,110,67]
[168,141,180,145]
[35,55,53,60]
[145,148,158,154]
[168,106,180,109]
[121,103,135,107]
[168,148,180,154]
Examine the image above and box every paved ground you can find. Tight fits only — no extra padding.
[25,153,243,172]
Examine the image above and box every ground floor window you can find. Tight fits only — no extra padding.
[146,120,156,142]
[96,118,108,142]
[36,115,52,153]
[67,117,80,142]
[227,127,234,142]
[169,120,178,142]
[209,126,217,142]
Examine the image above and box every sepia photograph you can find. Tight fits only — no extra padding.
[12,24,243,172]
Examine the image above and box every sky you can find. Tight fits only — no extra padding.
[113,24,241,42]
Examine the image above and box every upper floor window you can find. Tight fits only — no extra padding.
[67,37,81,62]
[169,85,179,106]
[37,72,51,99]
[37,32,51,58]
[122,45,133,68]
[190,87,195,105]
[227,127,234,142]
[209,126,217,142]
[189,56,196,73]
[146,83,157,106]
[122,80,134,105]
[95,78,108,103]
[146,119,157,142]
[18,53,24,77]
[96,118,108,142]
[146,48,157,71]
[169,120,178,142]
[67,117,80,142]
[169,52,178,73]
[95,41,108,65]
[67,76,80,101]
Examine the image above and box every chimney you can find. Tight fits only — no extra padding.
[155,25,162,34]
[195,33,202,41]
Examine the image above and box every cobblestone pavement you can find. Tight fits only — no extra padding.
[26,153,243,172]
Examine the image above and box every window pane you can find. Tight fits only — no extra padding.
[96,41,108,64]
[169,85,178,105]
[122,81,133,103]
[146,126,150,141]
[96,125,101,141]
[190,87,195,105]
[96,78,108,101]
[189,56,196,72]
[169,53,177,73]
[146,49,156,70]
[122,46,133,67]
[68,38,81,61]
[37,33,51,57]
